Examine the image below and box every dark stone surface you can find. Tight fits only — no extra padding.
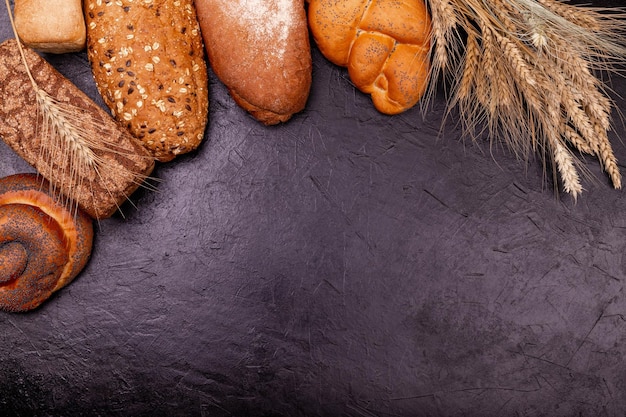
[2,1,626,416]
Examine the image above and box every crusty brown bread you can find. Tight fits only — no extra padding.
[194,0,312,125]
[84,0,209,162]
[0,39,155,219]
[14,0,86,53]
[307,0,431,115]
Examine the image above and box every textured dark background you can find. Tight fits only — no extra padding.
[2,1,626,416]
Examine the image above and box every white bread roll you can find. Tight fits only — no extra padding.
[14,0,86,53]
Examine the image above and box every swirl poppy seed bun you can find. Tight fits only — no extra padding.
[0,174,93,312]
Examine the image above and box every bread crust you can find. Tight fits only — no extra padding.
[195,0,312,125]
[84,0,209,162]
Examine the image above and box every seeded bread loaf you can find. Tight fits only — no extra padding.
[194,0,312,125]
[0,39,154,219]
[84,0,209,162]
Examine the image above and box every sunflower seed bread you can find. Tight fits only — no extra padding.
[84,0,209,162]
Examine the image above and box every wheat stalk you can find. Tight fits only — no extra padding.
[4,0,157,217]
[426,0,626,199]
[550,132,583,196]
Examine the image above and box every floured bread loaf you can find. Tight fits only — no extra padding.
[308,0,431,114]
[84,0,209,162]
[195,0,312,125]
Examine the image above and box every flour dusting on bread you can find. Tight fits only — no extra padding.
[223,0,294,61]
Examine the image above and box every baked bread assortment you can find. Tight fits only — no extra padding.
[195,0,312,125]
[0,173,93,312]
[0,39,155,220]
[14,0,86,53]
[84,0,209,162]
[307,0,431,114]
[0,0,433,310]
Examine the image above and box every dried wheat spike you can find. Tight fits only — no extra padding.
[426,0,626,198]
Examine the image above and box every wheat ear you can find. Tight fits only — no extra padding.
[426,0,626,198]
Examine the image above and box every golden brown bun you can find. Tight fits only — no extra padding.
[308,0,431,114]
[84,0,209,162]
[0,39,155,219]
[0,173,93,312]
[195,0,312,125]
[14,0,86,53]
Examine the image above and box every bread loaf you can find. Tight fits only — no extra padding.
[194,0,312,125]
[84,0,209,162]
[14,0,86,53]
[0,39,155,219]
[307,0,431,114]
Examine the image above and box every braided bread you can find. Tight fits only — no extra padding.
[308,0,431,114]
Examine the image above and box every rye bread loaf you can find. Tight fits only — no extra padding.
[0,39,155,219]
[84,0,209,162]
[194,0,312,125]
